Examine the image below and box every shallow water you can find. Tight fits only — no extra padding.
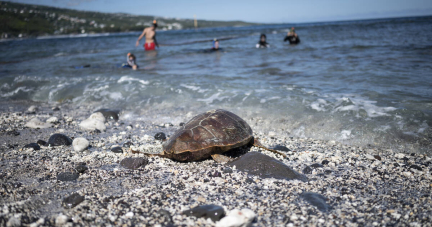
[1,16,431,153]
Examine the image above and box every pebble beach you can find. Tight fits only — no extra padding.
[1,101,431,227]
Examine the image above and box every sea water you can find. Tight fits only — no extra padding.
[1,16,431,153]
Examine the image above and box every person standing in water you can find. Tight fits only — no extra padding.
[136,20,159,51]
[284,27,300,44]
[256,34,269,48]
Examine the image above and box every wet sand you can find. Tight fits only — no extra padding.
[0,101,431,226]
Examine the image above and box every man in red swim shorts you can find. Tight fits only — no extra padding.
[136,20,159,51]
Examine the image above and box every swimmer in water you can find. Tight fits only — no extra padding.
[256,34,269,48]
[123,53,138,70]
[284,27,300,44]
[136,20,159,51]
[211,38,220,50]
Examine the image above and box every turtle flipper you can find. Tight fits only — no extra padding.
[211,154,235,163]
[253,138,287,158]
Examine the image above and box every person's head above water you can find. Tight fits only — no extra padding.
[213,38,219,49]
[127,53,136,61]
[260,34,267,42]
[152,20,158,28]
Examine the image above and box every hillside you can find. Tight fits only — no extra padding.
[0,1,258,39]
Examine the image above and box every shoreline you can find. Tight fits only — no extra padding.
[0,101,431,226]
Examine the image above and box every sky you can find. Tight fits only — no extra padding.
[7,0,432,23]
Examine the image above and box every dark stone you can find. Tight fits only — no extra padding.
[208,171,221,177]
[75,165,88,174]
[271,145,291,152]
[222,167,233,173]
[52,107,60,111]
[120,157,148,169]
[23,143,40,150]
[123,141,133,148]
[47,134,72,146]
[227,152,308,182]
[94,109,120,121]
[62,193,85,208]
[37,140,46,146]
[410,165,423,171]
[324,170,332,174]
[303,166,313,174]
[245,178,254,184]
[179,122,185,126]
[299,192,331,212]
[394,163,400,167]
[111,147,123,153]
[57,172,79,181]
[310,163,324,168]
[94,129,101,134]
[6,130,20,136]
[182,204,225,222]
[374,155,382,161]
[322,160,330,165]
[154,132,166,140]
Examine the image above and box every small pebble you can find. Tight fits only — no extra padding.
[23,143,40,150]
[182,204,225,222]
[47,134,72,146]
[62,193,84,208]
[154,132,166,140]
[120,157,148,169]
[57,172,79,181]
[111,147,123,153]
[72,137,89,152]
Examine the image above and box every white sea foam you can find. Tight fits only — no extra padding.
[180,84,207,93]
[197,92,228,104]
[0,87,33,97]
[310,99,328,112]
[117,76,149,85]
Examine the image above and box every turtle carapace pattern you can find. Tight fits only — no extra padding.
[147,109,286,162]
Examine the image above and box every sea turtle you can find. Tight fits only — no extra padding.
[141,109,287,162]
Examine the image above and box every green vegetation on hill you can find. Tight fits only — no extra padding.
[0,1,258,39]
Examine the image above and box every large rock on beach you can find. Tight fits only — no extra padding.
[47,134,72,146]
[299,192,331,212]
[79,112,106,131]
[228,152,308,182]
[25,118,52,129]
[72,137,89,152]
[182,204,225,222]
[94,109,119,121]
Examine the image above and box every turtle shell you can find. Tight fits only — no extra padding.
[162,109,253,161]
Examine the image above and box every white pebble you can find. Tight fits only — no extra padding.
[46,116,59,123]
[125,212,134,218]
[79,114,106,131]
[73,137,89,152]
[216,208,256,227]
[89,112,106,122]
[395,153,405,159]
[365,154,375,160]
[55,214,68,225]
[27,105,38,112]
[25,118,52,129]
